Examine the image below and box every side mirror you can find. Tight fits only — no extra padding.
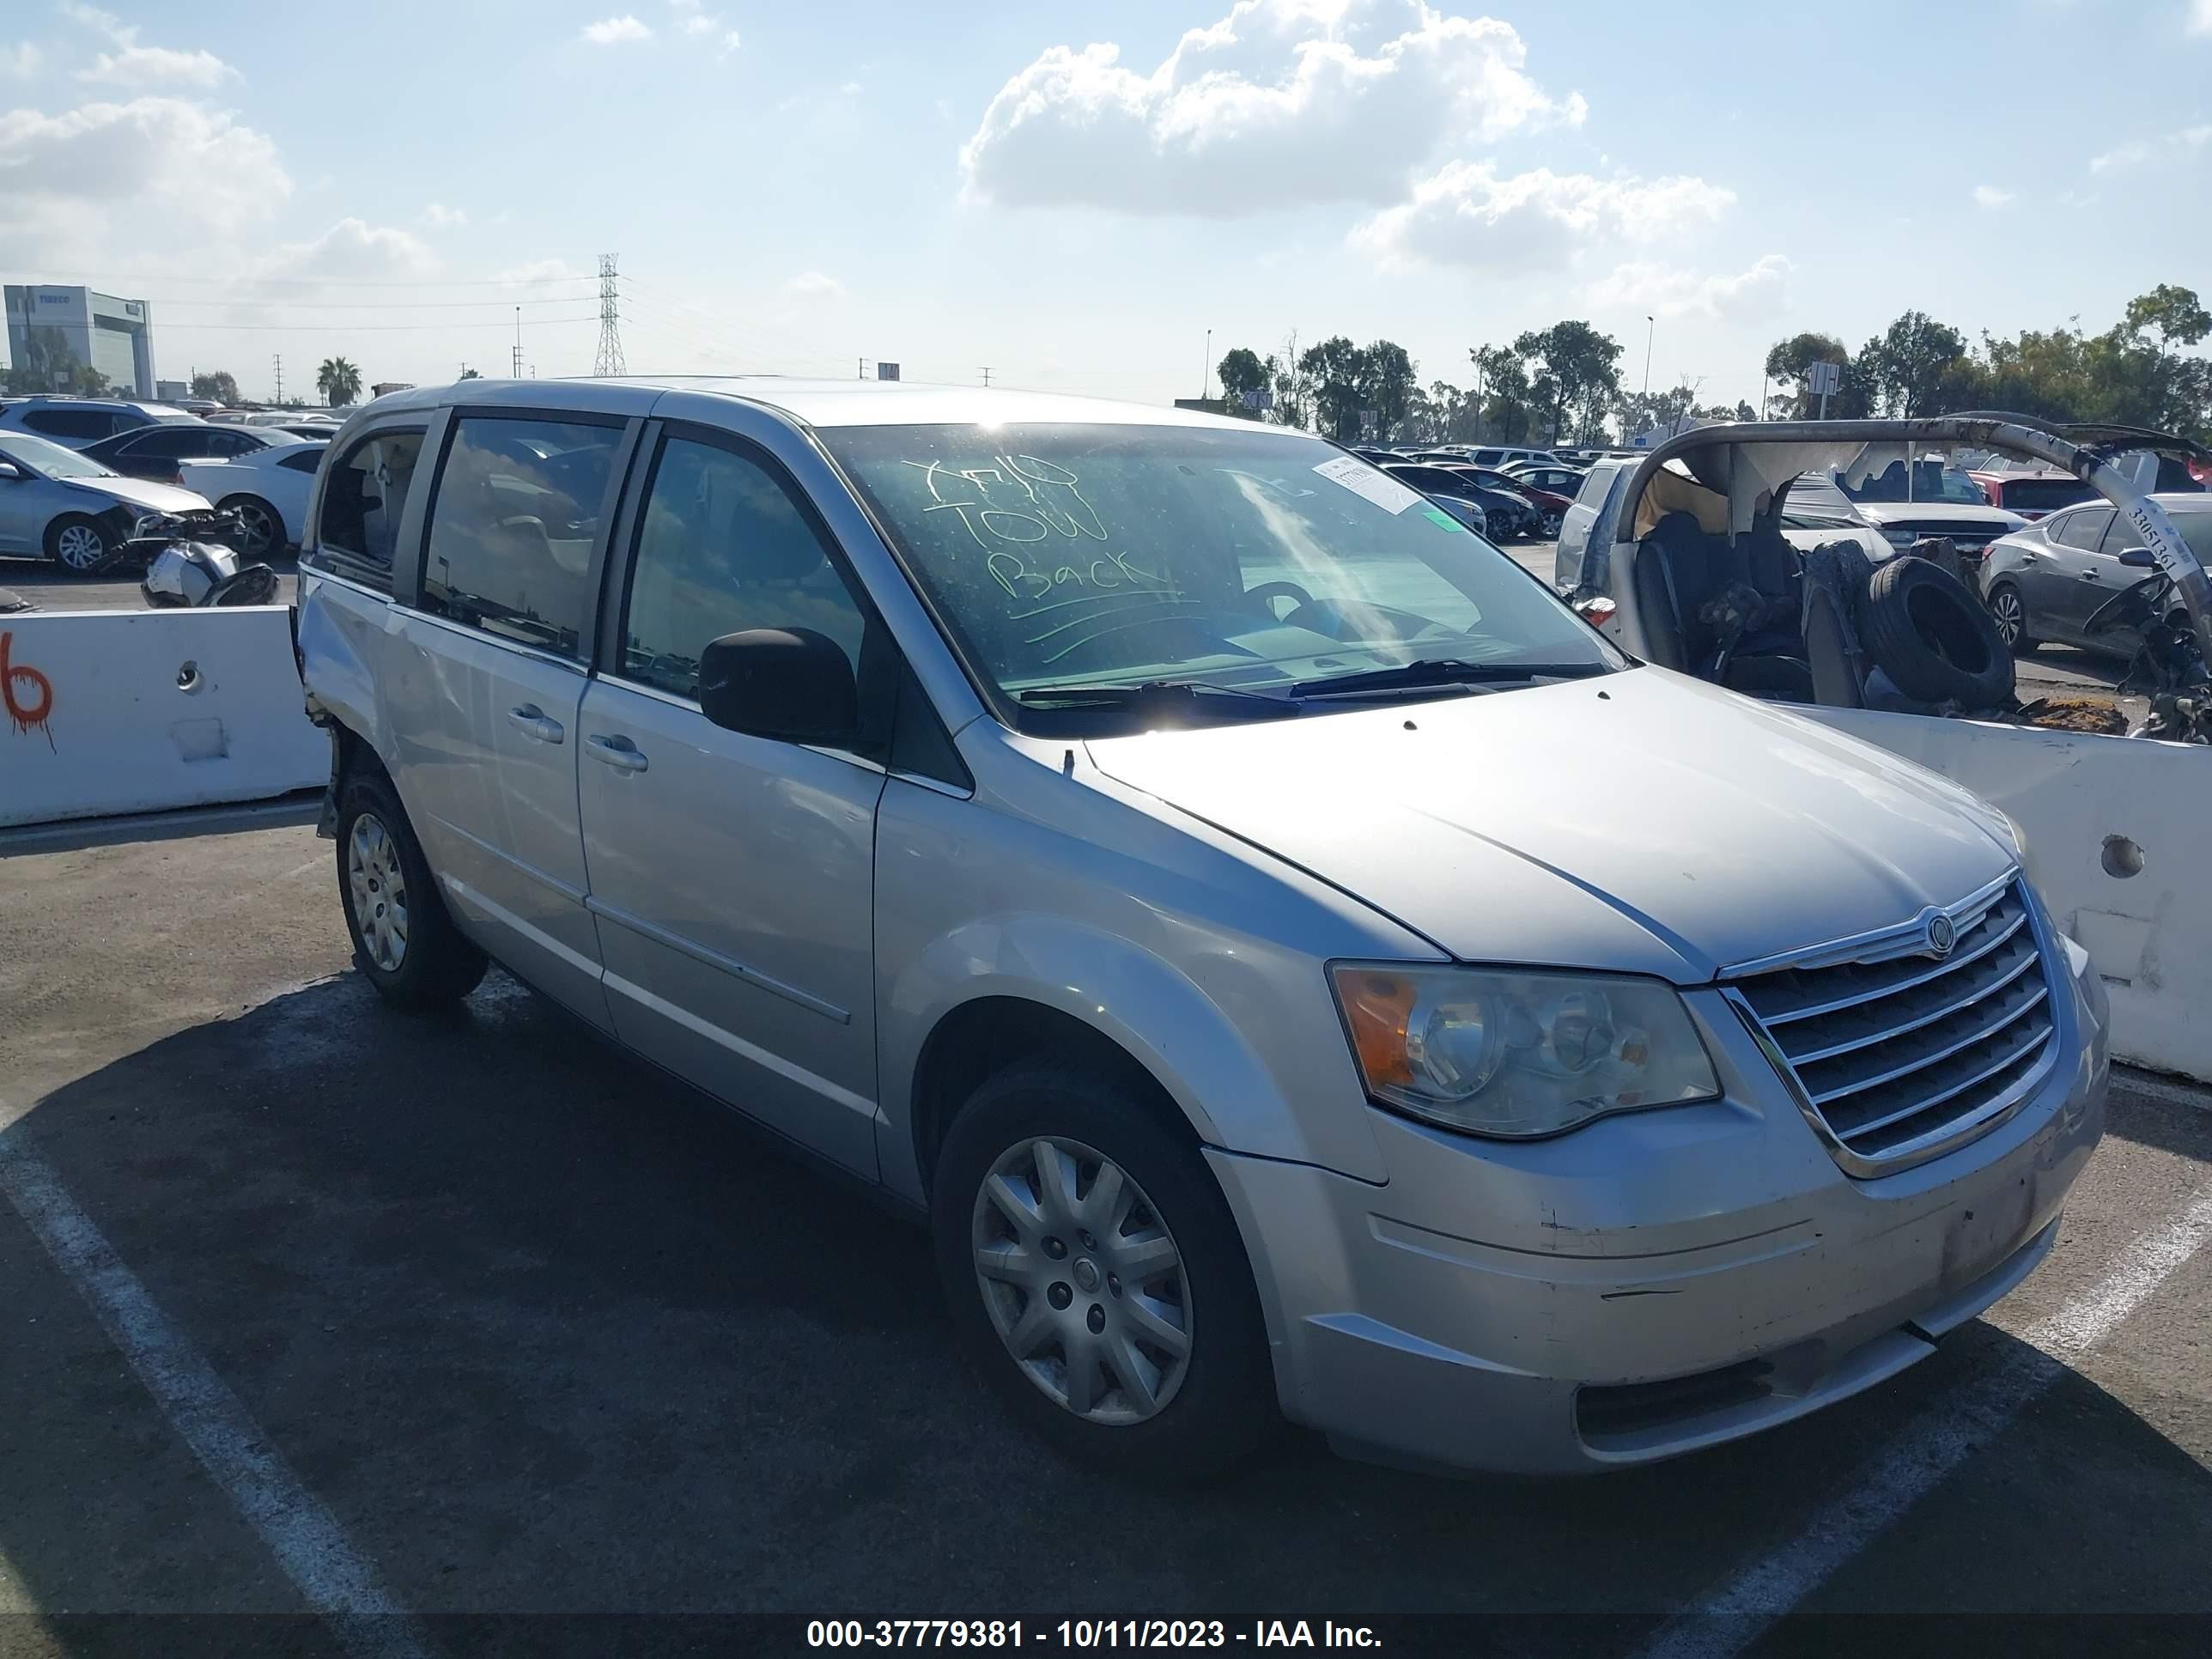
[2117,546,2156,568]
[698,628,858,745]
[0,462,21,482]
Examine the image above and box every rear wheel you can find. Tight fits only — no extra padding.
[1986,580,2039,656]
[931,1060,1274,1480]
[46,514,114,576]
[1540,509,1564,539]
[218,495,283,559]
[335,768,488,1009]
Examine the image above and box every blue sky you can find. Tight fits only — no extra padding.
[3,0,2209,407]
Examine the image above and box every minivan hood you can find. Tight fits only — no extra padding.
[64,475,212,515]
[1850,500,2023,530]
[1085,667,2014,983]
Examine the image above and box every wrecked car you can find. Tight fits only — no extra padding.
[1556,416,2212,744]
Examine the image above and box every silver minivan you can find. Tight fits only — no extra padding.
[295,379,2109,1477]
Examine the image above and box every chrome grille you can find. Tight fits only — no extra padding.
[1730,877,2058,1173]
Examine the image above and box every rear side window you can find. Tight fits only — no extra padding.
[420,416,623,657]
[278,448,323,474]
[619,432,870,701]
[24,407,115,441]
[318,428,426,571]
[1572,463,1616,507]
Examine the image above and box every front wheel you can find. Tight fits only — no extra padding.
[1987,580,2039,656]
[932,1061,1274,1480]
[46,514,115,576]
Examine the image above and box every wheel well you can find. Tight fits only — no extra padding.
[909,998,1194,1195]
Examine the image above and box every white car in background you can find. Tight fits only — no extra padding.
[178,440,328,556]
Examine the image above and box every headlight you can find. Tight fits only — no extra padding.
[1329,963,1721,1138]
[1880,527,1916,548]
[131,512,173,538]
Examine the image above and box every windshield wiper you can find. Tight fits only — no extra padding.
[1017,679,1300,718]
[1288,658,1611,700]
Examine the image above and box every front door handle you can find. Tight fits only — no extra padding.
[507,704,564,744]
[585,733,648,773]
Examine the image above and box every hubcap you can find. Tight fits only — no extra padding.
[971,1136,1192,1425]
[1993,591,2023,644]
[56,524,105,569]
[345,813,410,972]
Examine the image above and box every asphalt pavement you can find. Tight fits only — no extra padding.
[0,819,2205,1655]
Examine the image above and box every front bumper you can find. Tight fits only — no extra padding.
[1207,937,2109,1475]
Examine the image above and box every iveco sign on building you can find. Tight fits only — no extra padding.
[3,284,157,397]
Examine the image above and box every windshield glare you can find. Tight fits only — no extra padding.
[0,434,115,479]
[823,423,1619,719]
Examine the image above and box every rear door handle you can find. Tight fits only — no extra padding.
[507,704,564,744]
[585,733,648,773]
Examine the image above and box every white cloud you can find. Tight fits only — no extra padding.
[959,0,1587,216]
[841,80,862,94]
[2191,0,2212,33]
[783,270,846,298]
[259,218,438,283]
[3,44,42,77]
[63,1,236,87]
[2089,125,2209,171]
[422,202,467,228]
[1352,163,1733,272]
[1972,184,2014,209]
[1586,253,1793,321]
[721,29,743,54]
[489,257,579,284]
[580,15,653,45]
[0,97,289,231]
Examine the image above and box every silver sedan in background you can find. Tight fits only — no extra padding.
[0,432,216,574]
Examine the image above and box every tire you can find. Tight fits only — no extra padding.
[931,1060,1274,1480]
[1985,580,2039,657]
[334,768,488,1010]
[217,495,284,559]
[45,514,115,577]
[1860,555,2014,708]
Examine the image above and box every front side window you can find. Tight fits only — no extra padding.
[420,416,623,656]
[621,434,870,701]
[317,429,425,568]
[823,422,1616,723]
[24,408,113,441]
[2053,507,2113,551]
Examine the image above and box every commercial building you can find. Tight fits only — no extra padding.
[3,284,157,398]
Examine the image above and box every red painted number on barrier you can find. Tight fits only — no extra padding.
[2,629,57,750]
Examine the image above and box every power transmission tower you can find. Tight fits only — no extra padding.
[979,366,993,387]
[272,354,283,404]
[593,253,626,377]
[514,306,524,379]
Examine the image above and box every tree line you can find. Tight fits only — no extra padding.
[1212,283,2209,449]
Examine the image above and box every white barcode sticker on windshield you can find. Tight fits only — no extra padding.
[1312,453,1424,514]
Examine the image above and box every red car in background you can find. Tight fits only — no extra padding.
[1970,469,2097,520]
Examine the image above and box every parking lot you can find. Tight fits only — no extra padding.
[2,814,2206,1654]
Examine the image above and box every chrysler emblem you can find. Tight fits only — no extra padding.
[1925,913,1957,957]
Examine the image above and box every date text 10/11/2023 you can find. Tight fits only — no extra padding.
[805,1620,1383,1649]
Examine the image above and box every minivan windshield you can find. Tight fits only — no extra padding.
[823,422,1620,724]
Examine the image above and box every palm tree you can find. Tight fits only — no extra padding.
[316,356,362,408]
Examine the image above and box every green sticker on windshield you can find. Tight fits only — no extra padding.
[1422,506,1463,531]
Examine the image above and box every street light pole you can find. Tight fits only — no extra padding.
[1641,315,1655,402]
[1201,327,1212,400]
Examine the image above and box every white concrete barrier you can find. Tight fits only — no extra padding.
[1805,708,2212,1084]
[2,607,325,829]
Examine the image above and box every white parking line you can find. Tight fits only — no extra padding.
[1635,1184,2212,1659]
[0,1138,432,1659]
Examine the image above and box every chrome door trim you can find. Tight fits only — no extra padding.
[585,894,852,1025]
